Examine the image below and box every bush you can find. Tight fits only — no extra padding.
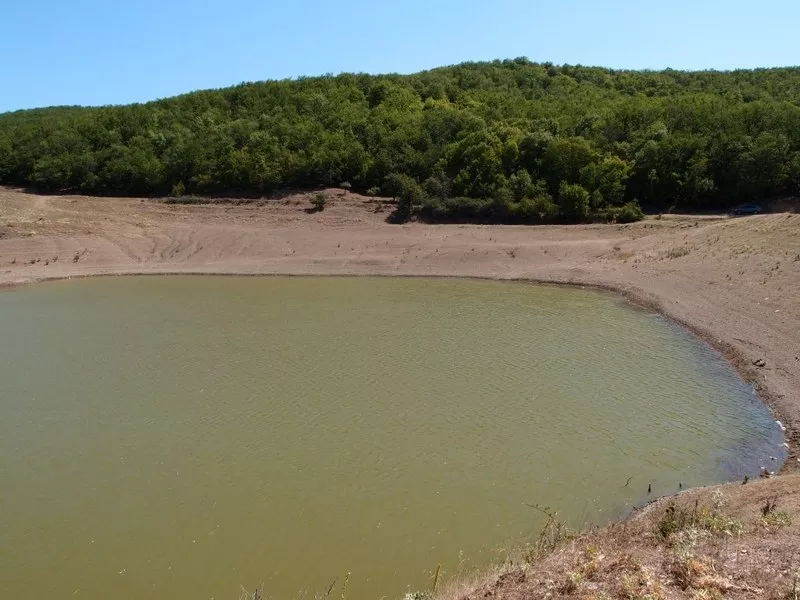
[656,500,742,540]
[383,173,425,222]
[170,181,186,198]
[419,196,491,222]
[558,182,590,222]
[596,201,645,223]
[509,170,538,201]
[616,202,645,223]
[488,187,514,221]
[423,172,452,201]
[421,192,566,225]
[309,192,327,212]
[513,193,559,223]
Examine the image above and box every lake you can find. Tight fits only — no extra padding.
[0,276,784,599]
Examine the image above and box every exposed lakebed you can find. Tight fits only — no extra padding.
[0,276,785,599]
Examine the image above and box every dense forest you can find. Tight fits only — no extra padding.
[2,59,800,223]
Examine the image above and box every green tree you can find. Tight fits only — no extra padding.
[558,182,590,222]
[542,137,599,192]
[423,171,452,200]
[383,173,425,222]
[508,170,536,201]
[444,129,506,198]
[579,156,631,206]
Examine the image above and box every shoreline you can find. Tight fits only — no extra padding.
[1,187,798,476]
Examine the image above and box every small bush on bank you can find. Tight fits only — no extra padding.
[383,173,425,222]
[309,192,327,212]
[597,202,646,223]
[170,181,186,198]
[656,497,742,540]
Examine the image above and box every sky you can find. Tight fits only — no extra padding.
[2,0,799,113]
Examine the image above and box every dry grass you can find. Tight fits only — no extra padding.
[430,476,800,600]
[659,245,693,260]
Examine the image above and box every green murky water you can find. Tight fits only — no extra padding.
[0,276,784,599]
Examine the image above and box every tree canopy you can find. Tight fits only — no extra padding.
[2,59,800,223]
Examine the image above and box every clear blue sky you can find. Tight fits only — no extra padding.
[3,0,799,113]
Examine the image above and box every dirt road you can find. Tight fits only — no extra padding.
[1,187,798,468]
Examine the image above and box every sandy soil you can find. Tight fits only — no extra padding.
[1,187,799,470]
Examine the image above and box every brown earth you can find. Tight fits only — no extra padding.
[2,187,800,598]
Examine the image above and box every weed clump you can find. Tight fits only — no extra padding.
[309,192,328,212]
[760,498,793,528]
[523,504,573,562]
[656,492,742,540]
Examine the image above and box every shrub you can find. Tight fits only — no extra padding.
[615,201,645,223]
[596,201,645,223]
[418,196,491,222]
[514,193,559,223]
[656,500,742,540]
[309,192,327,212]
[558,182,590,221]
[170,180,186,198]
[488,187,514,221]
[423,171,452,201]
[383,173,425,222]
[508,170,536,201]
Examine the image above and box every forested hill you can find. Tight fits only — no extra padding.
[2,59,800,223]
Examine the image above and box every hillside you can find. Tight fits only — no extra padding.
[2,60,800,223]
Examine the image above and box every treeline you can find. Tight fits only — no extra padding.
[2,58,800,223]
